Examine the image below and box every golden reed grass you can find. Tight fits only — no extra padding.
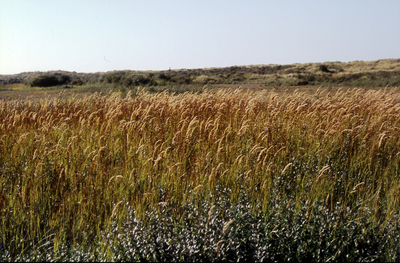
[1,87,400,248]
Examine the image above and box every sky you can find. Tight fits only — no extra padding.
[1,0,400,75]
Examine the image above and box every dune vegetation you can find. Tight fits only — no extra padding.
[1,59,400,92]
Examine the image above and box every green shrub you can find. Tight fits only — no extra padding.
[100,71,127,84]
[124,73,154,86]
[29,74,71,87]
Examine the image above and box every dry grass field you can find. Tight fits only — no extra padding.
[2,86,400,261]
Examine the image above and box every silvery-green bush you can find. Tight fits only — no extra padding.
[2,186,399,262]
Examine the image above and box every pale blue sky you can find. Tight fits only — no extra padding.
[1,0,399,74]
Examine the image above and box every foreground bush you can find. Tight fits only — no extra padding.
[2,187,399,261]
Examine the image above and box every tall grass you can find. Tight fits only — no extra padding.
[1,87,400,260]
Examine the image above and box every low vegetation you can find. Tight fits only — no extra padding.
[1,87,400,261]
[1,59,400,90]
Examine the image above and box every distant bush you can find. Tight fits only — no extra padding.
[58,75,71,85]
[157,72,171,81]
[29,74,71,87]
[124,74,154,86]
[319,64,332,73]
[98,72,158,87]
[171,74,192,85]
[193,75,211,84]
[29,75,59,87]
[230,72,246,83]
[71,78,83,86]
[100,71,127,85]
